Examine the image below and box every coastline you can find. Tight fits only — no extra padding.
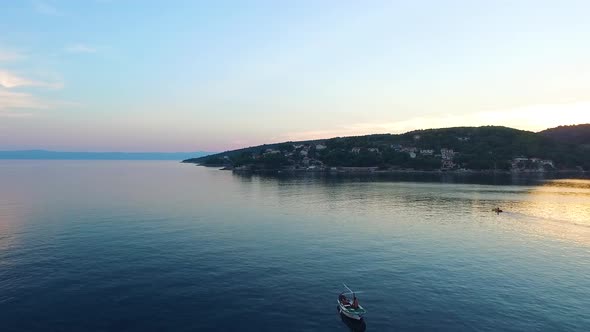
[187,163,587,176]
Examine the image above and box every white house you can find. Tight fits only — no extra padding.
[441,148,455,160]
[441,159,455,169]
[315,144,327,150]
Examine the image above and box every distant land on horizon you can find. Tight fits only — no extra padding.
[0,150,213,160]
[183,124,590,172]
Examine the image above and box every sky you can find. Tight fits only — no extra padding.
[1,0,589,152]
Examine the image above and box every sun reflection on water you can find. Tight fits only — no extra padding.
[505,179,590,247]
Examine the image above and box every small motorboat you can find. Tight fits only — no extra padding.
[492,207,503,214]
[338,284,366,320]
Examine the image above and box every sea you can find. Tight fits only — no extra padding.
[1,160,589,331]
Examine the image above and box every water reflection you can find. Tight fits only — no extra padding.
[515,179,590,225]
[232,170,589,187]
[504,179,590,246]
[231,171,590,248]
[338,309,366,332]
[0,201,26,254]
[1,161,589,331]
[539,178,590,190]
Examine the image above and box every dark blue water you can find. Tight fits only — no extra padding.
[1,161,589,331]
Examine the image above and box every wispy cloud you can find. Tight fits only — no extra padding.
[32,1,62,16]
[0,87,78,117]
[0,88,48,115]
[0,44,65,116]
[65,43,97,54]
[0,70,62,89]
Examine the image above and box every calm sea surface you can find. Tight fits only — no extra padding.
[1,160,589,331]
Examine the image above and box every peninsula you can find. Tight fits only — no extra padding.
[183,125,590,173]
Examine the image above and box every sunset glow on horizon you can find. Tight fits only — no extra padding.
[1,1,589,152]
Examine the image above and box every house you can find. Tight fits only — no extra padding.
[401,147,417,153]
[440,148,455,170]
[441,160,455,169]
[391,144,402,151]
[457,137,470,142]
[351,147,362,154]
[512,157,555,171]
[414,134,421,141]
[264,148,281,155]
[511,157,530,170]
[420,149,434,156]
[440,148,455,160]
[300,150,308,156]
[368,148,380,153]
[315,144,327,150]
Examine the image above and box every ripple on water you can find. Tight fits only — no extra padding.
[0,161,589,331]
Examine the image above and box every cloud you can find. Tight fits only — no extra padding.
[0,45,66,116]
[0,70,62,89]
[0,87,78,117]
[33,1,62,16]
[0,70,37,88]
[65,44,97,54]
[0,88,48,115]
[277,101,590,141]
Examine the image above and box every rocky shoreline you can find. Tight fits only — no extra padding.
[191,163,587,176]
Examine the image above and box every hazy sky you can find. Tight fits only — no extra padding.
[1,1,589,152]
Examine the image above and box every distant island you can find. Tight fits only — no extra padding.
[183,125,590,173]
[0,150,213,160]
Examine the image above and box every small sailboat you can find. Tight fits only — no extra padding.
[338,284,367,320]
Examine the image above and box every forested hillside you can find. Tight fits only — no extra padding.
[184,126,590,171]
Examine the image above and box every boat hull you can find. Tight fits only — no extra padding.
[337,301,365,320]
